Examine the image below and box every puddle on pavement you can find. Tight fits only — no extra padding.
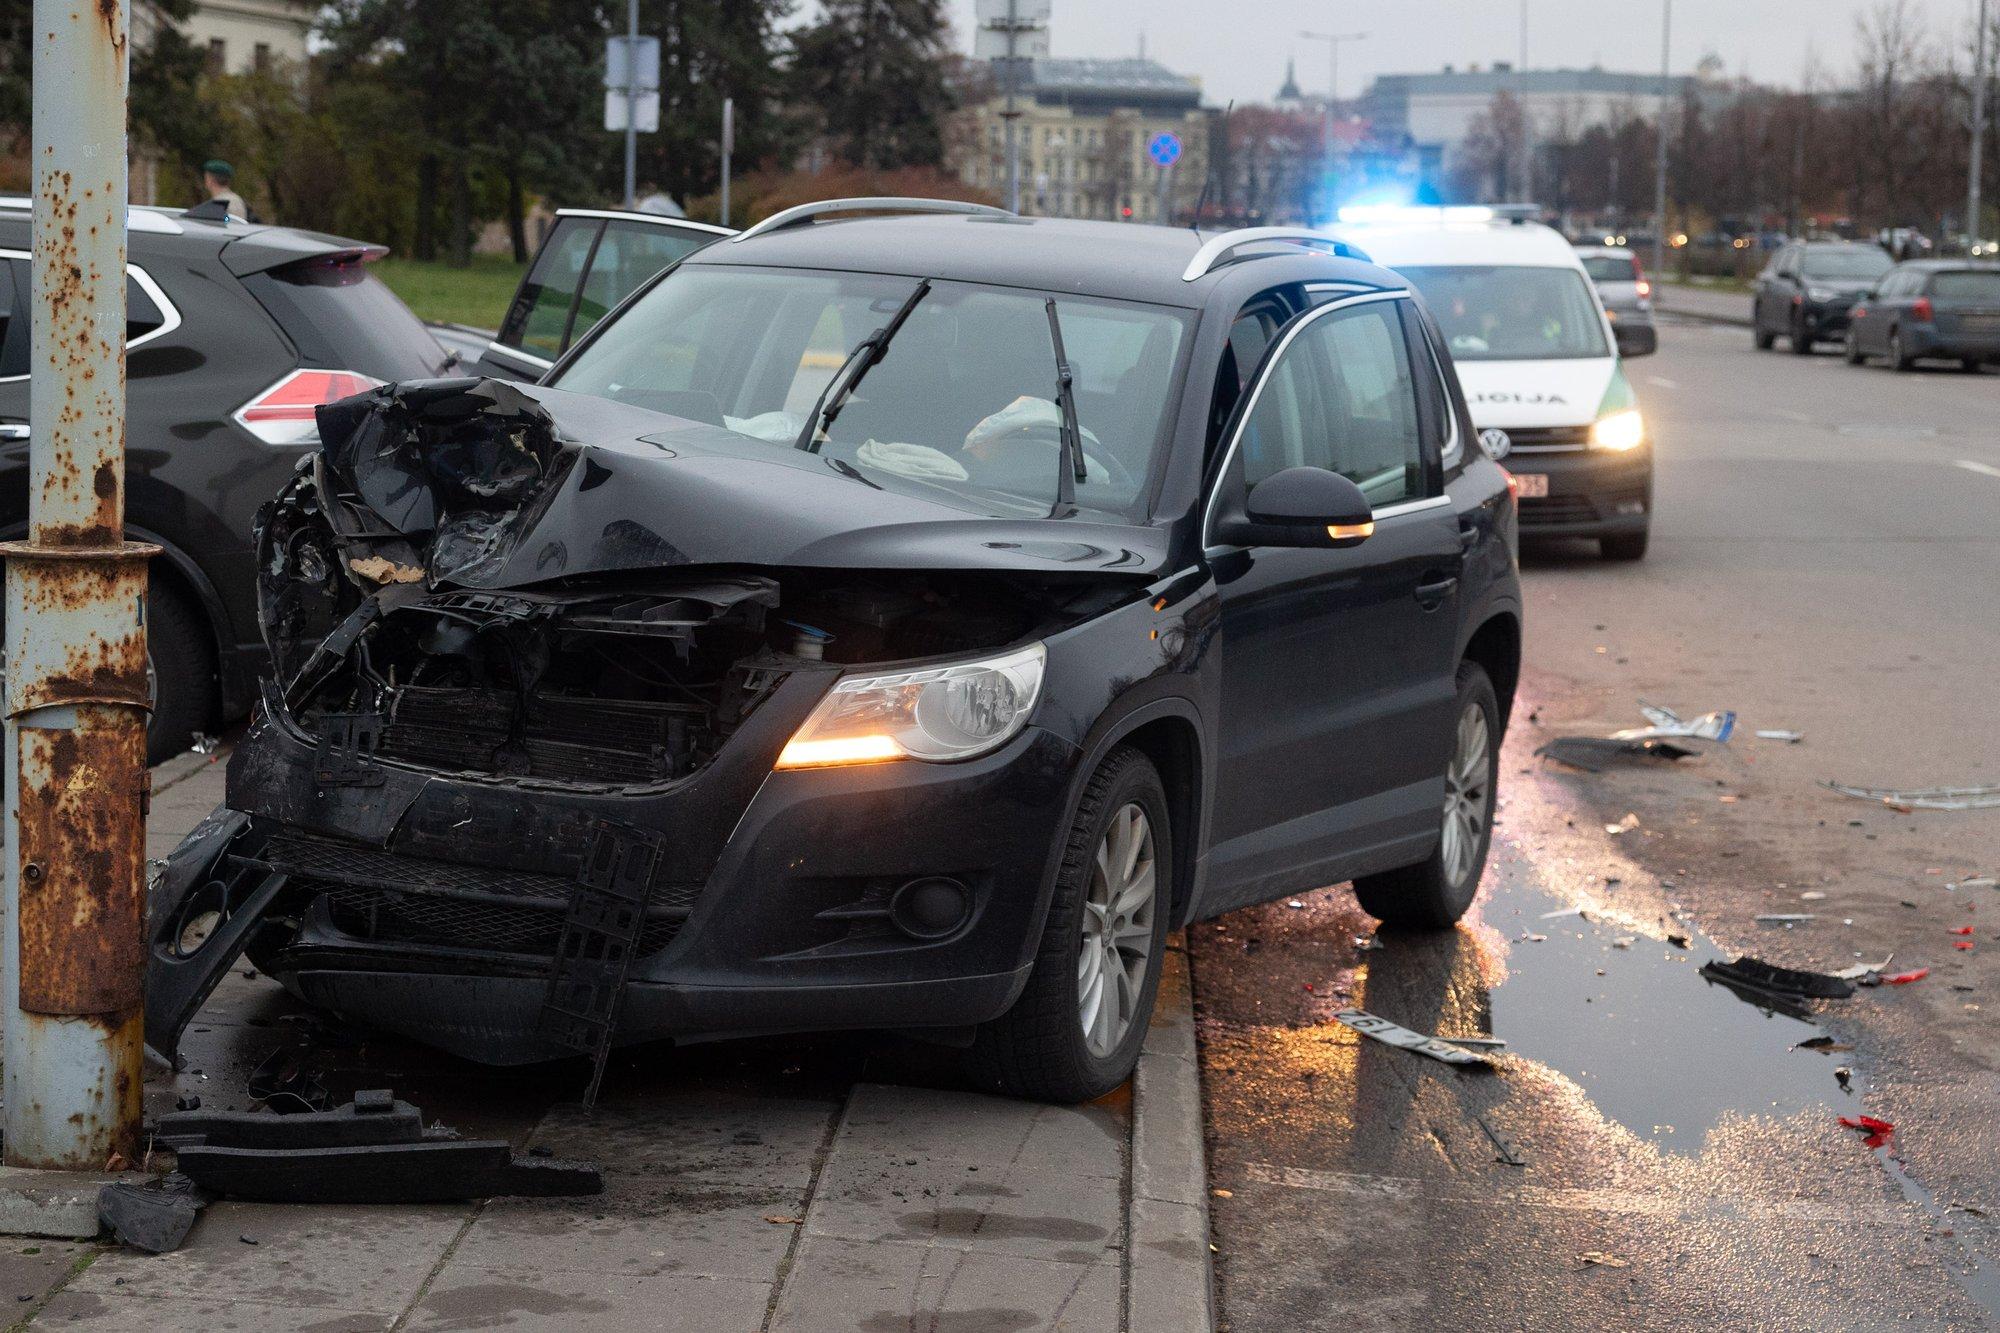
[1469,845,1852,1152]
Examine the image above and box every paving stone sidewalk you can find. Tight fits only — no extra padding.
[4,747,1212,1332]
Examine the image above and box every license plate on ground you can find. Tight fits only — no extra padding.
[1514,473,1549,498]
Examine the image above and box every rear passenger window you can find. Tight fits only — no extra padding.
[0,259,22,377]
[509,220,600,359]
[1237,298,1426,508]
[126,272,168,344]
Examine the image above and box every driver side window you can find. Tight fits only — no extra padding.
[1237,298,1426,509]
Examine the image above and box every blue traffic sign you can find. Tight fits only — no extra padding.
[1146,132,1182,168]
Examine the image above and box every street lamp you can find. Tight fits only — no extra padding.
[1652,0,1671,280]
[1300,30,1367,221]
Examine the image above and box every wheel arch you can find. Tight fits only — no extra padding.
[1064,696,1210,931]
[1460,610,1521,733]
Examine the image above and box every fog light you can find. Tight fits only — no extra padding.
[889,877,971,940]
[1614,499,1647,516]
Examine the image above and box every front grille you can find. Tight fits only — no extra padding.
[1518,489,1646,528]
[261,832,696,958]
[371,685,710,785]
[1503,424,1591,453]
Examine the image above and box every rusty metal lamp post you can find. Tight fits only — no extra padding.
[2,0,154,1171]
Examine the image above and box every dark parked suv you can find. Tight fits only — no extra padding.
[149,202,1522,1103]
[0,198,449,759]
[1752,240,1892,353]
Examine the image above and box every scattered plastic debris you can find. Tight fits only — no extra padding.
[1755,729,1805,743]
[97,1173,212,1254]
[1618,702,1737,743]
[1286,900,1304,910]
[1877,968,1930,985]
[1606,812,1641,836]
[1540,906,1586,920]
[1794,1036,1854,1052]
[188,732,220,756]
[1755,913,1817,925]
[1534,736,1700,771]
[1949,876,1997,891]
[1950,926,1975,936]
[1354,936,1383,951]
[1701,957,1857,1002]
[1612,935,1636,949]
[1956,940,1975,951]
[1835,1066,1853,1090]
[1831,957,1894,981]
[1578,1251,1630,1268]
[1666,933,1690,949]
[1334,1010,1495,1068]
[762,1214,804,1226]
[1824,782,2000,812]
[1443,1035,1508,1051]
[1839,1114,1895,1148]
[1800,891,1827,901]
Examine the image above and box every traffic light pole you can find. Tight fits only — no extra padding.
[2,0,155,1171]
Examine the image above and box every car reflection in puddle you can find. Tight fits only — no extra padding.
[1443,840,1852,1152]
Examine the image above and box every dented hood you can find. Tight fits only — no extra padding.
[312,379,1169,588]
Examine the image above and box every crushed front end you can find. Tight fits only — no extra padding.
[147,379,1144,1067]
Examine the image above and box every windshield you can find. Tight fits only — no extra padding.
[1398,265,1610,361]
[1581,254,1640,283]
[1930,270,2000,302]
[552,266,1188,520]
[1802,248,1892,280]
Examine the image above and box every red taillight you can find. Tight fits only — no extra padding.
[234,369,383,445]
[1912,296,1933,322]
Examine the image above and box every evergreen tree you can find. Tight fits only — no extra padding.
[790,0,957,170]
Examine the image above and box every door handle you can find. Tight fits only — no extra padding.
[1415,575,1459,609]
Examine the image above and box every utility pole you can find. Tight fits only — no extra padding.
[4,0,153,1171]
[1518,0,1534,201]
[720,96,734,229]
[1972,0,1991,253]
[1652,0,1672,280]
[1300,30,1367,222]
[623,0,638,209]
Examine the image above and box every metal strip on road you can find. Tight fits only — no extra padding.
[1239,1161,1920,1227]
[1955,460,2000,480]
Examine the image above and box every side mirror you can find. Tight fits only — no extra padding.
[1215,466,1376,549]
[1614,322,1658,358]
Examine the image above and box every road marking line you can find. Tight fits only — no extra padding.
[1956,460,2000,480]
[1775,409,1811,422]
[1647,376,1679,389]
[1241,1162,1916,1226]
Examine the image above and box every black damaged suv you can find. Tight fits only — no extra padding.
[151,201,1522,1103]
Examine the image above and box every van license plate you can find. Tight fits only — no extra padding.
[1514,473,1549,498]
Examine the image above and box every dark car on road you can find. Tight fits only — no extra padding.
[1843,261,2000,371]
[148,201,1522,1104]
[1752,240,1892,353]
[430,208,732,381]
[0,198,449,760]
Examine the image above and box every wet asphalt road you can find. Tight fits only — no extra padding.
[1193,317,2000,1330]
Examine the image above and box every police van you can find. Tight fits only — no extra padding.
[1332,207,1654,561]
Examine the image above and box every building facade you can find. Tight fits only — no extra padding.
[177,0,314,77]
[950,57,1211,223]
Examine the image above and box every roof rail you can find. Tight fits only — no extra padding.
[729,196,1012,244]
[0,196,186,235]
[1181,227,1371,282]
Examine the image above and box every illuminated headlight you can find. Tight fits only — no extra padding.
[775,643,1046,769]
[1590,408,1646,452]
[1807,287,1833,303]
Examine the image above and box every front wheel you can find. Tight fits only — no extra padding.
[1789,312,1814,354]
[1844,330,1865,365]
[1889,329,1914,372]
[1754,324,1776,350]
[966,746,1173,1102]
[1353,663,1499,929]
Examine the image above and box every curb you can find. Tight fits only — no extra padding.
[0,1165,126,1239]
[1657,289,1753,328]
[1127,934,1214,1332]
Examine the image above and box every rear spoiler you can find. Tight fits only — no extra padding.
[220,226,389,278]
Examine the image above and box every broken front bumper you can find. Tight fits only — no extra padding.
[148,701,1079,1066]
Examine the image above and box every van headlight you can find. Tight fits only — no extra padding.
[1589,408,1646,452]
[775,643,1046,768]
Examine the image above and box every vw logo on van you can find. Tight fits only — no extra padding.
[1478,427,1512,460]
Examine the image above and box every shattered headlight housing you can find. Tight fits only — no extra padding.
[776,644,1046,769]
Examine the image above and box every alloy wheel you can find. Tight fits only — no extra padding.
[1439,702,1491,888]
[1077,802,1157,1058]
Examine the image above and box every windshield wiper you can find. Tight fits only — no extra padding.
[1044,298,1086,513]
[794,280,931,454]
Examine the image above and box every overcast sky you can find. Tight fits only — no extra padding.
[937,0,1985,104]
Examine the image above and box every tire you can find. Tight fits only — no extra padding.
[1600,530,1650,561]
[1353,663,1499,930]
[1844,330,1865,365]
[1789,312,1814,354]
[1963,358,1983,374]
[1889,328,1914,372]
[1754,325,1776,350]
[145,578,218,766]
[966,746,1173,1102]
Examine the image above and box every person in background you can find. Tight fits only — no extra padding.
[202,159,247,219]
